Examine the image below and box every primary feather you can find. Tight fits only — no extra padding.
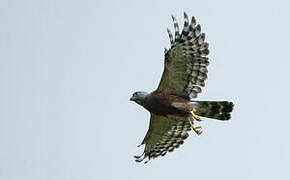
[157,12,210,100]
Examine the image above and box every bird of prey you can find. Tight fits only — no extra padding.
[130,13,234,163]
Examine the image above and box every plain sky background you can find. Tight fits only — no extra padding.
[1,0,290,179]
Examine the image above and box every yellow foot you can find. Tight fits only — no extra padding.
[193,126,202,135]
[187,117,203,135]
[191,111,202,121]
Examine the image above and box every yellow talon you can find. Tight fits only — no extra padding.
[191,111,202,121]
[193,126,202,135]
[187,117,203,135]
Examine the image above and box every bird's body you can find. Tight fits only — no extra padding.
[130,13,234,163]
[143,91,191,117]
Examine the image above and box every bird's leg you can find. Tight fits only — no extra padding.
[191,110,202,121]
[187,117,203,135]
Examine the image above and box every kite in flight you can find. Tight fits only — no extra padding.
[130,13,234,163]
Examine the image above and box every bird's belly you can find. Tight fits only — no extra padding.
[144,98,189,117]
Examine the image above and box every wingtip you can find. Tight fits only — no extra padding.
[171,14,176,21]
[164,48,168,54]
[183,12,188,18]
[191,16,196,26]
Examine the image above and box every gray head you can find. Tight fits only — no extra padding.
[130,91,148,106]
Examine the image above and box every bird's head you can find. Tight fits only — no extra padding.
[130,91,148,106]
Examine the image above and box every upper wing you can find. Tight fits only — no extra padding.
[134,114,191,163]
[157,13,210,100]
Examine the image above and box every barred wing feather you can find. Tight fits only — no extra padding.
[134,114,191,163]
[157,13,210,100]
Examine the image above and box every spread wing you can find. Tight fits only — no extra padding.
[157,13,210,100]
[134,114,191,163]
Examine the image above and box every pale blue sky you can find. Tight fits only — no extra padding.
[1,0,290,179]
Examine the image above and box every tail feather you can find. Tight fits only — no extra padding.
[190,101,234,120]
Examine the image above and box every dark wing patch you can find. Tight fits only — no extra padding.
[134,114,191,163]
[157,12,210,100]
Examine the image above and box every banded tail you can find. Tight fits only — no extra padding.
[190,101,234,120]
